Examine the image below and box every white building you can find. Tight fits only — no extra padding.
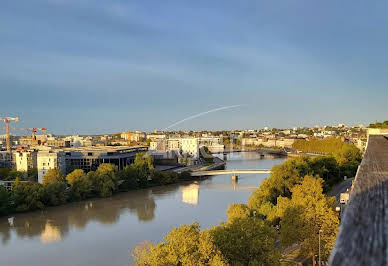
[180,137,199,158]
[13,150,38,172]
[37,150,66,183]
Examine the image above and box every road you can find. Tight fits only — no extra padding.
[328,178,353,205]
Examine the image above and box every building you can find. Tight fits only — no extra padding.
[199,136,224,153]
[36,146,148,183]
[62,146,148,174]
[120,131,146,142]
[37,150,66,183]
[0,151,13,168]
[46,139,71,148]
[13,149,38,172]
[180,137,199,158]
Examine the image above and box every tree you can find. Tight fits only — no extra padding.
[151,171,179,185]
[119,166,139,190]
[42,169,65,186]
[278,176,339,261]
[132,153,154,187]
[27,167,38,182]
[248,156,311,220]
[11,179,45,212]
[133,223,228,266]
[334,144,361,166]
[225,203,251,223]
[66,169,92,200]
[90,164,118,197]
[0,186,11,215]
[43,182,67,206]
[210,218,281,266]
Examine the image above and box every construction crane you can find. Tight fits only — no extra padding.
[17,128,47,146]
[0,117,19,151]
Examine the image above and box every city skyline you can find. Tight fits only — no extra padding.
[1,0,388,134]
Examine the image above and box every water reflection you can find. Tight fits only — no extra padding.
[41,221,62,243]
[182,183,199,205]
[0,188,158,245]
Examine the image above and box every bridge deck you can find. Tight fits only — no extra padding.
[191,169,271,176]
[329,135,388,265]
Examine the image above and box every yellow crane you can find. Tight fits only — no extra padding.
[0,117,19,151]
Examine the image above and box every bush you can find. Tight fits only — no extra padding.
[43,182,67,206]
[11,180,45,212]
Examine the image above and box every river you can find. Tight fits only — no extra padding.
[0,152,285,266]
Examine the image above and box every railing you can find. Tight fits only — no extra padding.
[329,135,388,265]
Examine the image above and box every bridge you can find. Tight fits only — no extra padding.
[191,169,271,177]
[329,133,388,265]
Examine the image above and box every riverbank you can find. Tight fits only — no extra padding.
[0,157,227,217]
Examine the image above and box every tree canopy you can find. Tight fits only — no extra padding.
[277,176,339,261]
[42,168,65,186]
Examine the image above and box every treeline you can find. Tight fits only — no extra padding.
[369,120,388,128]
[0,167,38,182]
[134,145,362,265]
[0,153,192,216]
[292,137,358,154]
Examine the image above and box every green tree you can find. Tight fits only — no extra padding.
[90,164,118,197]
[248,156,311,220]
[43,182,67,206]
[211,218,281,266]
[151,171,179,185]
[66,169,92,200]
[27,167,38,182]
[133,223,227,266]
[119,166,139,190]
[278,176,339,261]
[225,203,251,223]
[133,153,154,187]
[42,168,65,185]
[334,144,361,165]
[0,186,11,215]
[11,179,45,212]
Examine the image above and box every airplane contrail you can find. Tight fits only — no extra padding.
[163,104,245,131]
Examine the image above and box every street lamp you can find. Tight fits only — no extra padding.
[319,229,323,266]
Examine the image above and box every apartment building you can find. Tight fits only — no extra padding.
[13,150,38,172]
[37,150,66,183]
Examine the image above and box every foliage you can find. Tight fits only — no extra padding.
[133,153,154,188]
[42,168,65,185]
[0,168,25,181]
[277,176,339,261]
[334,144,361,165]
[151,171,179,185]
[292,137,348,154]
[0,185,11,215]
[369,120,388,128]
[43,182,67,206]
[118,165,139,190]
[248,153,360,220]
[248,156,311,219]
[225,203,251,223]
[89,164,118,197]
[211,218,281,266]
[11,179,45,212]
[27,167,38,182]
[133,223,227,266]
[133,218,281,266]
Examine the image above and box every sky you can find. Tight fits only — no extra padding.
[1,0,388,135]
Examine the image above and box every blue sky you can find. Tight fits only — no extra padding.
[1,0,387,134]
